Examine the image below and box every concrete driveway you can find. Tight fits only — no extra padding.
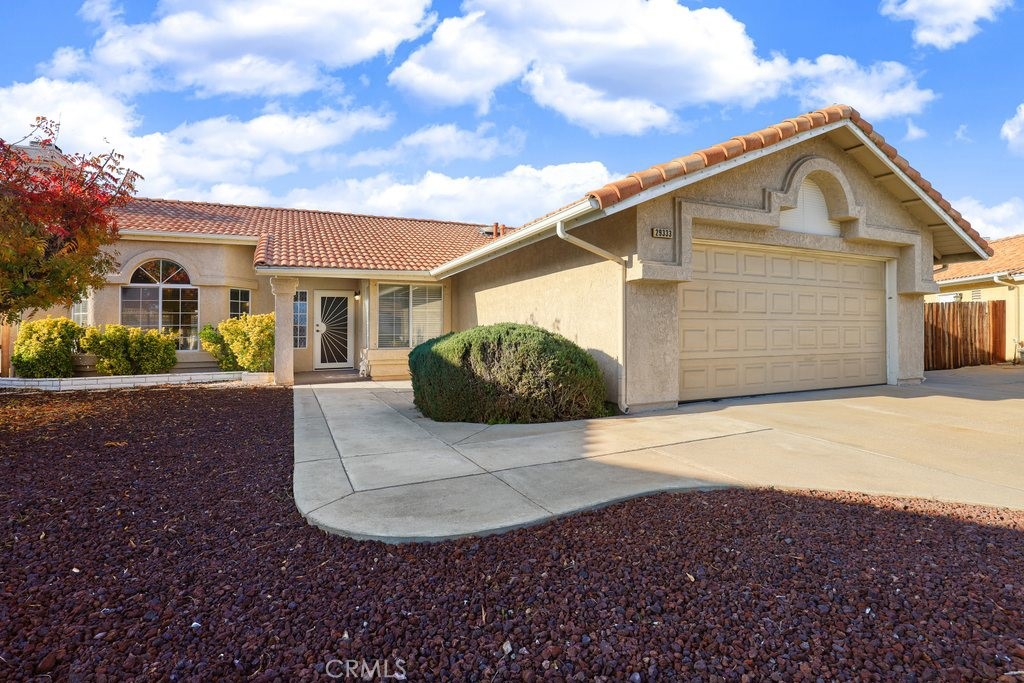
[292,365,1024,542]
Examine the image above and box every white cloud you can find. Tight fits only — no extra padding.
[955,123,973,142]
[904,119,928,141]
[279,161,617,225]
[0,77,139,152]
[45,0,436,97]
[0,77,392,197]
[522,64,675,136]
[790,56,936,120]
[389,0,933,134]
[1001,103,1024,154]
[954,196,1024,240]
[880,0,1012,49]
[348,122,524,167]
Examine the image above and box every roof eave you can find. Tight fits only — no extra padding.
[118,229,260,246]
[430,199,599,278]
[844,125,989,261]
[255,266,437,281]
[935,271,1016,286]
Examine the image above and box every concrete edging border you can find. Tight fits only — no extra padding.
[0,371,272,391]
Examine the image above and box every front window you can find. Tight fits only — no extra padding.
[293,291,308,348]
[377,284,443,348]
[120,259,199,350]
[229,288,251,318]
[70,297,89,326]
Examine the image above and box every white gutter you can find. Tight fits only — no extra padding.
[554,220,630,414]
[118,229,259,246]
[430,199,599,279]
[994,275,1017,288]
[936,271,1012,286]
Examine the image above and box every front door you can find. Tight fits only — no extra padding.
[313,290,354,369]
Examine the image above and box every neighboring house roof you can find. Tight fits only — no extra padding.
[582,104,992,258]
[116,198,494,271]
[935,233,1024,282]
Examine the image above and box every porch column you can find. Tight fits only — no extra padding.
[270,277,299,386]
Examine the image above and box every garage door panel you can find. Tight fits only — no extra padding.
[680,243,887,401]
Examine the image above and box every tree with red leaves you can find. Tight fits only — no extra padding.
[1,117,140,323]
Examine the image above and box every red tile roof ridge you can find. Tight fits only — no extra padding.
[583,104,993,258]
[127,196,490,229]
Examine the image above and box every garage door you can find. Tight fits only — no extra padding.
[679,243,887,401]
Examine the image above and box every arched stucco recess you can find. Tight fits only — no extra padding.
[671,155,936,295]
[108,249,255,288]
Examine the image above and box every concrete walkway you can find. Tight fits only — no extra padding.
[293,365,1024,542]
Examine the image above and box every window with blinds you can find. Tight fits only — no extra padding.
[410,285,443,346]
[378,284,443,348]
[778,177,841,237]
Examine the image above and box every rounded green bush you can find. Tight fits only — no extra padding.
[11,317,83,378]
[409,323,608,424]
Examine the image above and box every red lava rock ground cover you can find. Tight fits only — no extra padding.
[2,386,1023,682]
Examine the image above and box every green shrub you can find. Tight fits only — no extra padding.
[79,325,178,375]
[199,323,240,371]
[217,313,274,372]
[409,323,608,424]
[11,317,83,378]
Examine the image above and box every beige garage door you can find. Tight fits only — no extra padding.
[679,242,887,401]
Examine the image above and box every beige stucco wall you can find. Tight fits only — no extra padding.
[926,281,1024,361]
[453,211,636,402]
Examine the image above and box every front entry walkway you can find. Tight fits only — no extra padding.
[293,366,1024,542]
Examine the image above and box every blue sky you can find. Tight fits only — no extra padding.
[2,0,1023,238]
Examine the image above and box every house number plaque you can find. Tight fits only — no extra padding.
[651,227,674,239]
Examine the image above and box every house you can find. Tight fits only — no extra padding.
[927,233,1024,362]
[2,105,992,411]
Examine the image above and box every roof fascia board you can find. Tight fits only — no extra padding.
[430,199,598,278]
[844,125,989,260]
[255,266,436,281]
[572,121,849,227]
[118,229,259,246]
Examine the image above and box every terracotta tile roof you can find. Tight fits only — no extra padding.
[116,198,494,271]
[935,233,1024,281]
[583,104,993,257]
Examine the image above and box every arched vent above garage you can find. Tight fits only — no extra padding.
[779,177,842,237]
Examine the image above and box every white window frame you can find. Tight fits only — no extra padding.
[70,297,90,326]
[293,290,308,349]
[376,283,444,349]
[119,260,200,351]
[229,288,251,319]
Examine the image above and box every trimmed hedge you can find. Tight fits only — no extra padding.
[199,323,241,371]
[216,313,274,372]
[79,325,178,375]
[12,317,83,378]
[409,323,608,424]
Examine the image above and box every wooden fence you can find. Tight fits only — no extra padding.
[924,300,1006,370]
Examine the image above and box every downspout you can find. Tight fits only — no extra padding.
[993,275,1020,361]
[555,220,631,413]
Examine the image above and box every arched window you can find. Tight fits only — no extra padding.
[120,259,199,350]
[779,177,841,237]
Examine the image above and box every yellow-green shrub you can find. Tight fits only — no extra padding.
[11,317,83,378]
[217,313,274,372]
[199,323,240,371]
[79,325,178,375]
